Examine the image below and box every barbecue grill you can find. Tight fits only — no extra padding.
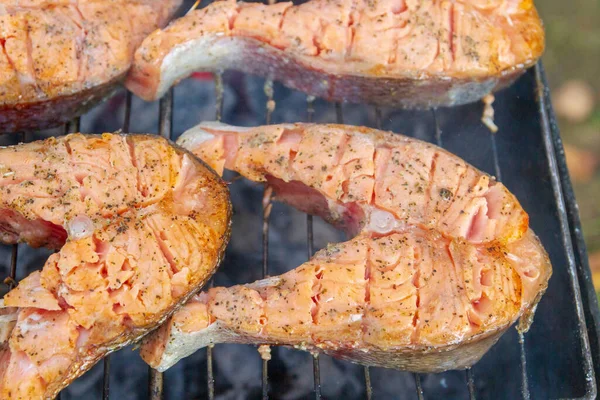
[1,14,599,400]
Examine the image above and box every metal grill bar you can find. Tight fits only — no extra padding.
[54,117,81,400]
[148,370,163,400]
[306,96,323,400]
[477,95,528,400]
[480,105,530,399]
[64,117,81,135]
[262,358,269,400]
[489,133,502,181]
[261,186,273,400]
[265,79,274,125]
[307,215,314,258]
[430,108,479,399]
[466,368,476,400]
[307,96,315,123]
[374,107,382,130]
[518,332,530,400]
[101,91,133,400]
[207,345,215,400]
[262,188,273,278]
[146,87,175,400]
[335,102,343,124]
[372,106,381,129]
[123,91,132,133]
[362,104,380,400]
[102,356,111,400]
[206,72,225,400]
[54,116,81,400]
[159,88,174,139]
[414,372,424,400]
[431,109,442,147]
[215,73,224,122]
[312,354,322,400]
[7,244,17,290]
[260,77,277,399]
[364,367,373,400]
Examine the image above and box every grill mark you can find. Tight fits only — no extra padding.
[465,205,484,241]
[445,240,469,331]
[228,4,240,31]
[125,8,137,63]
[256,287,268,336]
[64,138,91,203]
[287,148,298,179]
[347,24,356,59]
[359,236,372,344]
[312,18,326,57]
[410,239,421,343]
[371,146,390,206]
[3,1,88,14]
[449,3,456,62]
[333,133,350,165]
[506,256,524,308]
[393,0,408,14]
[277,127,302,176]
[346,0,358,59]
[439,162,469,227]
[98,12,121,64]
[149,224,178,276]
[73,1,85,24]
[432,31,441,64]
[388,32,398,65]
[450,163,468,200]
[327,133,350,200]
[310,264,325,336]
[424,150,438,223]
[200,128,240,170]
[23,15,40,94]
[277,3,293,34]
[66,3,87,84]
[0,217,20,238]
[368,140,382,207]
[125,136,143,199]
[0,38,18,78]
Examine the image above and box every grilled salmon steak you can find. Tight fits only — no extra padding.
[0,133,231,399]
[139,122,551,372]
[0,0,182,133]
[126,0,544,108]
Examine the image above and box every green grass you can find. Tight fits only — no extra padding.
[540,0,600,256]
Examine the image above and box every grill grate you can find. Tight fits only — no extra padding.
[0,63,598,399]
[535,64,596,399]
[306,97,323,400]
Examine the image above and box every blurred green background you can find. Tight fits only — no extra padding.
[540,1,600,291]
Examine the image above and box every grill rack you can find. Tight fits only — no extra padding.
[1,63,599,399]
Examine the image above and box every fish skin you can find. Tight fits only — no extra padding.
[126,0,544,107]
[0,0,183,133]
[0,133,231,399]
[139,122,551,373]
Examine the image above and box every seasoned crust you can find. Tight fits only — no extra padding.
[0,133,231,398]
[138,122,551,372]
[0,0,183,133]
[127,0,544,106]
